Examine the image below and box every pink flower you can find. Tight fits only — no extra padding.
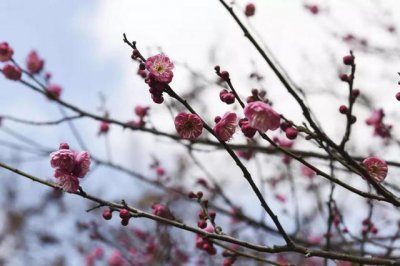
[305,4,319,15]
[239,118,257,138]
[0,42,13,62]
[174,113,203,140]
[50,144,91,192]
[301,165,316,179]
[74,151,91,178]
[56,172,79,192]
[2,64,22,81]
[365,109,392,138]
[151,203,175,220]
[92,247,104,259]
[98,121,110,135]
[155,166,165,176]
[275,194,286,203]
[245,3,256,17]
[47,84,62,99]
[362,157,388,183]
[108,250,126,266]
[366,109,384,126]
[244,101,280,132]
[50,149,76,172]
[213,112,237,141]
[145,54,174,83]
[26,51,44,74]
[134,105,150,118]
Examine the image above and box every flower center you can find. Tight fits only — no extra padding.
[154,63,165,74]
[183,121,194,131]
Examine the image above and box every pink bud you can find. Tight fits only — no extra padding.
[245,3,256,17]
[26,50,44,74]
[0,42,13,62]
[2,64,21,81]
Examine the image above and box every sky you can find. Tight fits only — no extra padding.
[0,0,400,265]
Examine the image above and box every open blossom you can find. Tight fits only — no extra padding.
[244,101,280,132]
[26,50,44,74]
[50,149,76,172]
[213,112,237,141]
[174,113,203,140]
[145,54,174,83]
[0,42,13,62]
[56,172,79,193]
[363,157,388,183]
[50,143,91,192]
[74,151,91,178]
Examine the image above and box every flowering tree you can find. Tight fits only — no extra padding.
[1,1,400,265]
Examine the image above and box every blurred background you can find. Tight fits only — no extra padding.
[0,0,399,265]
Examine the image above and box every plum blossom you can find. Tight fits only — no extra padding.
[47,84,62,99]
[365,109,392,139]
[74,151,91,178]
[363,157,388,183]
[2,64,21,81]
[213,112,237,141]
[174,113,203,140]
[244,101,280,132]
[108,250,126,266]
[301,165,316,179]
[151,203,175,220]
[50,143,91,192]
[50,148,76,172]
[245,3,256,17]
[0,42,13,62]
[145,54,174,83]
[56,172,79,193]
[26,50,44,74]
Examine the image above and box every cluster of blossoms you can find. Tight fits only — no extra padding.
[195,224,217,255]
[50,143,91,192]
[362,156,388,183]
[1,42,63,98]
[102,208,132,226]
[365,109,392,139]
[173,99,281,142]
[0,42,21,81]
[127,105,150,128]
[84,247,104,266]
[361,218,379,236]
[139,53,174,104]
